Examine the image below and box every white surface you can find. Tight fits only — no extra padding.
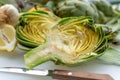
[0,48,120,80]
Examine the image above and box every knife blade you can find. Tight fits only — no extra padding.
[0,67,113,80]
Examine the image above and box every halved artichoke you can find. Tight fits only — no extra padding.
[16,10,60,48]
[24,16,109,69]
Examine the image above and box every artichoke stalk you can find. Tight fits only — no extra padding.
[24,16,109,69]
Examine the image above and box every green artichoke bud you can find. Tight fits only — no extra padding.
[16,10,60,48]
[93,0,115,17]
[54,0,101,23]
[24,16,109,69]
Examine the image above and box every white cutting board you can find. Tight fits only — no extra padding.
[0,48,120,80]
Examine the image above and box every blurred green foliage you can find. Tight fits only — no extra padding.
[0,0,16,5]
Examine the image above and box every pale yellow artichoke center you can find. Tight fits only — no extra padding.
[51,23,99,59]
[22,15,57,44]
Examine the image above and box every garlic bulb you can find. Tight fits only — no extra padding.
[0,4,19,26]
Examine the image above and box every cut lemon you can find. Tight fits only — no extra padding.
[0,24,17,52]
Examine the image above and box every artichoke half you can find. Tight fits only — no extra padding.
[16,10,59,48]
[24,16,109,69]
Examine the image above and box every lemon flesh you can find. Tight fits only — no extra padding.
[0,24,17,52]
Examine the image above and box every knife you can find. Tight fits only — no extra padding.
[0,67,113,80]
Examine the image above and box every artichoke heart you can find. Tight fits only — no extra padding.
[24,16,108,69]
[52,17,99,57]
[16,10,60,48]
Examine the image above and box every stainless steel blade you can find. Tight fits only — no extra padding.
[0,67,49,76]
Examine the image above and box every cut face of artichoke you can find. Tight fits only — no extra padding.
[16,10,59,48]
[24,16,108,69]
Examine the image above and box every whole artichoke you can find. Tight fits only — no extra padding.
[52,0,104,23]
[24,16,109,69]
[45,0,118,24]
[93,0,115,17]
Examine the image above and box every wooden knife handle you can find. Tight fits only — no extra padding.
[50,69,113,80]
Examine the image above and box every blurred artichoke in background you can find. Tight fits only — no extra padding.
[44,0,120,24]
[53,0,103,23]
[93,0,115,17]
[0,0,118,24]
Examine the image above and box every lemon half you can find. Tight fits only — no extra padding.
[0,24,17,52]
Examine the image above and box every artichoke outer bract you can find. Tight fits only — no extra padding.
[24,16,109,70]
[93,0,115,17]
[16,10,60,48]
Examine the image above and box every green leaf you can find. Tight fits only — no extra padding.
[0,0,16,5]
[98,47,120,65]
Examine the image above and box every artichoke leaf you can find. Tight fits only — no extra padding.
[98,47,120,66]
